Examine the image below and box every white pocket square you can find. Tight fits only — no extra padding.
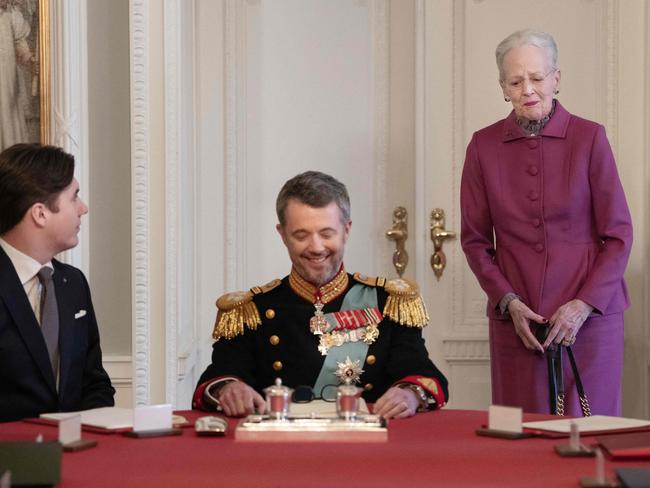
[74,310,87,319]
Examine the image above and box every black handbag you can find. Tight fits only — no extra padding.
[533,323,591,417]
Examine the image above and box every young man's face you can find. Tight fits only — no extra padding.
[277,199,351,287]
[45,178,88,254]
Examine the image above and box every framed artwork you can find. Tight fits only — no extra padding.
[0,0,50,152]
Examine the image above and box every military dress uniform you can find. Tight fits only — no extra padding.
[193,267,448,410]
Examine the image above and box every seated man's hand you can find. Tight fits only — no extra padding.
[216,381,266,417]
[373,386,419,419]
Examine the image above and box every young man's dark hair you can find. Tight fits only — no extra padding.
[0,143,75,234]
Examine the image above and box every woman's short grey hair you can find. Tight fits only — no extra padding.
[276,170,351,226]
[495,29,558,81]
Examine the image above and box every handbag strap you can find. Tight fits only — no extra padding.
[566,346,592,417]
[545,344,591,417]
[546,344,565,415]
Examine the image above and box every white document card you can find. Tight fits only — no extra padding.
[133,404,173,432]
[59,414,81,445]
[488,405,523,433]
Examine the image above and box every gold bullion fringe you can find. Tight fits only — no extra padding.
[383,294,429,328]
[212,301,261,341]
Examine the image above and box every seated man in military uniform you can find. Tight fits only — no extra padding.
[193,171,448,419]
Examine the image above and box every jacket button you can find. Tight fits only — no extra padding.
[366,355,376,365]
[364,383,373,391]
[532,218,541,227]
[528,190,539,201]
[534,243,544,253]
[527,139,539,149]
[269,335,280,346]
[273,361,283,371]
[528,165,538,176]
[265,309,276,319]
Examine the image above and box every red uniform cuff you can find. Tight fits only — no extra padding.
[394,375,445,409]
[192,375,242,411]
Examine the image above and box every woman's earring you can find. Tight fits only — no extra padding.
[554,89,560,95]
[504,96,511,102]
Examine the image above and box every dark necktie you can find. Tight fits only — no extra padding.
[37,267,59,375]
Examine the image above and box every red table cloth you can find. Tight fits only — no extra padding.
[2,409,648,487]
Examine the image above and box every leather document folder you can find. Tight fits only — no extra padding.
[598,432,650,460]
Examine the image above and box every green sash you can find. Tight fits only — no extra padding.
[313,284,379,395]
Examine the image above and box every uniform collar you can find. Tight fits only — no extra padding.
[502,99,571,142]
[0,238,53,286]
[289,266,349,304]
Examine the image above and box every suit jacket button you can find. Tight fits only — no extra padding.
[534,243,544,253]
[528,190,539,201]
[269,335,280,346]
[366,355,376,365]
[528,165,538,176]
[265,309,276,319]
[532,218,541,228]
[364,383,373,391]
[273,361,283,371]
[527,139,539,149]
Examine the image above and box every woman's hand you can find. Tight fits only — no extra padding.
[508,298,547,353]
[544,299,593,348]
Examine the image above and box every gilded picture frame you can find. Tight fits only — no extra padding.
[0,0,50,152]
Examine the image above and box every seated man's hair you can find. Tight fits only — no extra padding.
[0,143,75,235]
[276,171,350,225]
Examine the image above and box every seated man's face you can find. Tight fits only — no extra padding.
[277,199,351,286]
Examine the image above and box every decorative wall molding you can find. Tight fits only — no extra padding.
[129,0,151,407]
[413,0,426,290]
[177,347,198,381]
[443,338,490,361]
[451,1,467,331]
[164,0,180,406]
[224,0,247,291]
[104,355,133,386]
[370,0,389,271]
[50,0,89,272]
[452,1,486,332]
[604,0,619,153]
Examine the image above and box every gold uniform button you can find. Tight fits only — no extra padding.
[269,335,280,346]
[364,383,373,391]
[265,309,276,319]
[366,355,376,365]
[273,361,283,371]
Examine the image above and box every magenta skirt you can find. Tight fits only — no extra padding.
[489,313,623,416]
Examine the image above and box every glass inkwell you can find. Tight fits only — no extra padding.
[264,378,293,421]
[336,379,362,421]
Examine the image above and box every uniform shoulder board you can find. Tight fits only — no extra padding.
[250,278,282,295]
[212,290,262,341]
[382,278,429,329]
[352,272,386,288]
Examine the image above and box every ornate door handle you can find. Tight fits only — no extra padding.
[430,208,456,281]
[385,206,408,277]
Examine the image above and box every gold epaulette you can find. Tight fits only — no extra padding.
[250,279,282,295]
[212,279,282,341]
[382,278,429,328]
[353,272,386,288]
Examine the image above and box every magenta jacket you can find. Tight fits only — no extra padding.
[460,101,632,319]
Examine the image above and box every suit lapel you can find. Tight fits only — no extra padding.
[0,247,57,393]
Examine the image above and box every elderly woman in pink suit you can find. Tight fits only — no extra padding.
[460,29,632,416]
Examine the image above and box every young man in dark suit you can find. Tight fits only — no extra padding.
[0,143,114,422]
